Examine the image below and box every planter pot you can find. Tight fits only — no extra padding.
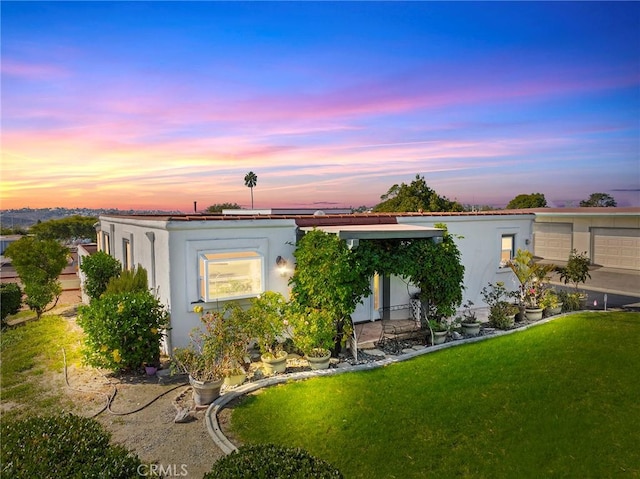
[223,371,246,387]
[144,365,158,376]
[546,303,563,316]
[525,307,544,321]
[261,352,288,375]
[306,350,331,370]
[461,322,481,337]
[431,330,447,345]
[189,375,223,406]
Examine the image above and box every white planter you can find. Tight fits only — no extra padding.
[525,308,544,321]
[223,372,247,387]
[306,350,331,370]
[461,322,481,337]
[431,330,447,345]
[261,352,288,375]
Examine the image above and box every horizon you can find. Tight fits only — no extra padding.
[2,2,639,210]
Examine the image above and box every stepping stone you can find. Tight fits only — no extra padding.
[362,348,386,358]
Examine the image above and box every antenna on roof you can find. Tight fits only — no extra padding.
[193,201,197,213]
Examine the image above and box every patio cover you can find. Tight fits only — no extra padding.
[299,223,443,240]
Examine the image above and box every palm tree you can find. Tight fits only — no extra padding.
[244,171,258,209]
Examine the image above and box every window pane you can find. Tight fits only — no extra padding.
[200,252,263,301]
[501,235,514,262]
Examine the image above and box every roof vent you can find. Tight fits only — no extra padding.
[313,210,326,216]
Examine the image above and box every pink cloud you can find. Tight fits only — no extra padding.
[1,59,69,80]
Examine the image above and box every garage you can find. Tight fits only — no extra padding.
[592,228,640,270]
[534,222,572,262]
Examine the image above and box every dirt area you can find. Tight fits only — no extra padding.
[8,291,233,478]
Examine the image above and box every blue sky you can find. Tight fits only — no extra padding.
[2,1,639,210]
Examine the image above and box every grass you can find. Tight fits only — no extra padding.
[230,312,640,478]
[1,313,84,422]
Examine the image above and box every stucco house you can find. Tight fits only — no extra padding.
[88,210,538,351]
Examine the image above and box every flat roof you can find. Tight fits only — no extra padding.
[300,224,443,240]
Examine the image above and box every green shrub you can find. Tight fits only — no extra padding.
[79,251,122,300]
[206,444,343,479]
[1,283,22,325]
[557,290,583,312]
[78,290,169,371]
[0,414,142,478]
[104,266,148,295]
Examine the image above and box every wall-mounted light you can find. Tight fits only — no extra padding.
[276,255,289,276]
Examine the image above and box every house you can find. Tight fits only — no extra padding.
[90,210,537,351]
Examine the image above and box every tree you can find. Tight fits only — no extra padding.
[79,251,122,301]
[506,193,547,209]
[4,237,69,318]
[244,171,258,209]
[372,174,464,213]
[1,283,22,326]
[30,215,98,242]
[205,203,242,213]
[580,193,617,207]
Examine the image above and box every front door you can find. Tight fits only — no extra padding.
[351,274,381,323]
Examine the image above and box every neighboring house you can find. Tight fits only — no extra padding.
[94,211,535,351]
[532,207,640,270]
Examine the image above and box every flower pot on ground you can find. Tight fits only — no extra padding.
[289,307,336,371]
[248,292,291,374]
[261,350,289,374]
[306,348,332,370]
[540,289,563,316]
[144,364,158,376]
[481,282,519,330]
[457,300,481,337]
[189,375,224,406]
[427,319,448,345]
[223,368,247,387]
[525,307,544,321]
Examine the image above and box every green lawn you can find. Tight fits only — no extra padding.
[1,314,83,421]
[230,312,640,478]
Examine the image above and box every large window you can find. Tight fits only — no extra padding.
[501,234,515,265]
[199,251,264,301]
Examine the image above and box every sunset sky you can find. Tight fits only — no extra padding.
[2,1,639,211]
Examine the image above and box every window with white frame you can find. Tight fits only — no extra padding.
[501,234,515,265]
[199,251,264,301]
[102,232,110,254]
[123,238,132,270]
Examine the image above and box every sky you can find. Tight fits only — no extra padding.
[1,1,639,212]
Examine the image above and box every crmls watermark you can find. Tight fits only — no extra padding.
[137,464,188,477]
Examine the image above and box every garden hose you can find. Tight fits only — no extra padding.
[61,348,188,418]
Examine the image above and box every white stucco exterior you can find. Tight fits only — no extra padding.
[96,212,535,349]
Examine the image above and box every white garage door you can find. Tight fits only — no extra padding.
[534,223,572,262]
[592,228,640,270]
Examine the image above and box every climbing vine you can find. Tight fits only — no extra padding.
[290,224,465,351]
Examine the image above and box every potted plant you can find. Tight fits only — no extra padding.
[290,307,335,370]
[457,300,481,336]
[171,306,225,406]
[481,281,518,330]
[248,292,290,375]
[540,288,563,316]
[507,249,555,321]
[219,302,253,386]
[557,249,591,308]
[427,318,449,345]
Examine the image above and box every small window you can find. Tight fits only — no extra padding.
[103,232,110,254]
[501,234,515,265]
[123,239,132,270]
[199,251,264,301]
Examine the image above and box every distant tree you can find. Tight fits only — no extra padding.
[0,226,27,236]
[30,215,98,242]
[506,193,547,209]
[205,203,242,213]
[372,174,464,213]
[4,237,69,318]
[79,251,122,301]
[351,205,372,213]
[580,193,617,207]
[244,171,258,209]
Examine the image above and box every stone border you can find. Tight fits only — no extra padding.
[206,312,581,454]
